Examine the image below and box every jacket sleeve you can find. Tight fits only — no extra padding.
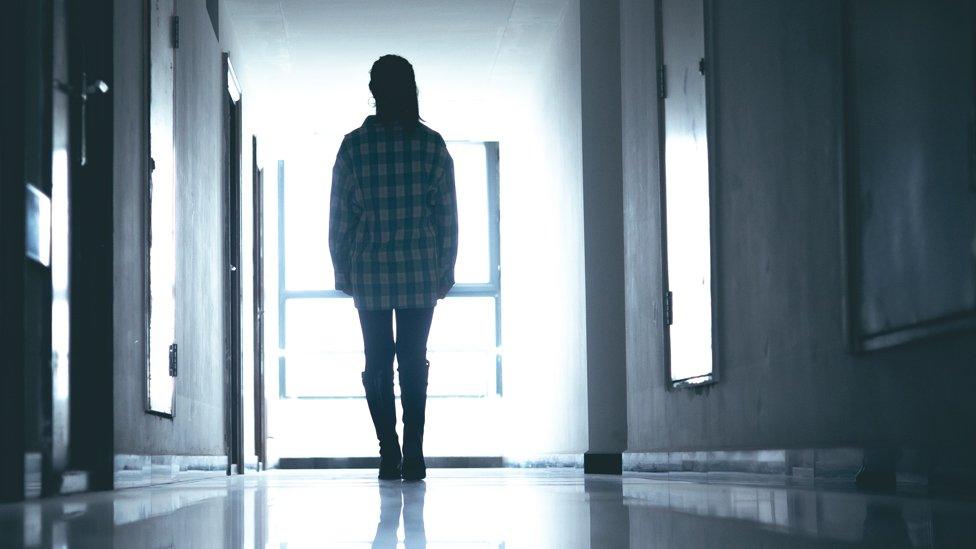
[431,141,458,298]
[328,143,361,295]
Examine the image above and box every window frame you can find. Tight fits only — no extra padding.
[144,0,179,417]
[277,141,502,399]
[656,0,721,390]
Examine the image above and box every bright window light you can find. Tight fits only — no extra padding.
[661,0,715,385]
[277,141,501,399]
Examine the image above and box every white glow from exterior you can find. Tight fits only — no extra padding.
[51,149,70,400]
[446,142,490,283]
[272,138,501,457]
[664,133,714,383]
[146,0,178,414]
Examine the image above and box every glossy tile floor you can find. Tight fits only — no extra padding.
[1,469,975,548]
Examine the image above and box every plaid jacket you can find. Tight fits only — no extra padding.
[329,116,458,310]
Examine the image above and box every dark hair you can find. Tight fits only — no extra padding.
[369,55,420,129]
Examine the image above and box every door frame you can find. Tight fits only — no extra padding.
[223,53,245,474]
[0,0,28,504]
[3,0,114,502]
[654,0,722,390]
[251,136,268,470]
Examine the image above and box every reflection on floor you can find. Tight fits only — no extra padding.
[1,468,974,547]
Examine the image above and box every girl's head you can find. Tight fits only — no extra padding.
[369,54,420,129]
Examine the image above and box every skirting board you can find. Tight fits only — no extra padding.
[114,454,229,489]
[244,455,261,472]
[503,453,584,469]
[24,452,41,499]
[279,456,504,469]
[623,447,949,488]
[584,453,623,474]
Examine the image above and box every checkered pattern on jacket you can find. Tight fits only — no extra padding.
[329,116,458,310]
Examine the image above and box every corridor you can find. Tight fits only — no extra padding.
[4,469,975,547]
[3,0,975,547]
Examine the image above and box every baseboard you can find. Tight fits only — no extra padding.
[623,447,970,490]
[279,456,504,469]
[24,452,41,498]
[503,453,584,469]
[60,470,89,494]
[244,455,261,472]
[114,454,229,489]
[584,453,622,474]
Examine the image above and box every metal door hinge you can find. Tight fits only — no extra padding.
[168,343,178,376]
[698,57,707,75]
[664,291,673,326]
[657,65,668,100]
[171,16,180,49]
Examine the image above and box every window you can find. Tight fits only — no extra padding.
[659,0,716,387]
[278,142,501,398]
[146,0,177,415]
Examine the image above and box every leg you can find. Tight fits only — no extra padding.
[358,309,401,479]
[394,307,435,480]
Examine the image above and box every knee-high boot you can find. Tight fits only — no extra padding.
[362,370,402,480]
[399,360,429,481]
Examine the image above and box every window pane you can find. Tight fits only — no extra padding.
[284,157,333,291]
[285,351,364,398]
[284,296,497,397]
[426,351,496,397]
[447,142,491,284]
[285,297,361,353]
[146,0,177,415]
[284,297,362,397]
[427,296,497,397]
[286,350,494,398]
[662,0,714,383]
[428,296,496,351]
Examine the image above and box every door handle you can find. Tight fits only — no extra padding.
[970,118,976,192]
[79,72,110,167]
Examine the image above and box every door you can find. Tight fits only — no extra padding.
[0,0,29,504]
[1,0,112,501]
[67,0,115,491]
[252,137,268,470]
[223,54,245,474]
[11,0,68,499]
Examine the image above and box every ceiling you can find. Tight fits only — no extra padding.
[224,0,570,146]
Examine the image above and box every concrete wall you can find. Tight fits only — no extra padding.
[113,0,259,459]
[580,0,627,454]
[500,0,628,458]
[621,0,976,463]
[620,0,666,455]
[500,0,589,455]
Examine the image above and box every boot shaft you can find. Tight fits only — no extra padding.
[398,361,429,460]
[362,371,401,448]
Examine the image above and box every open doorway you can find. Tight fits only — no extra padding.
[223,54,245,474]
[252,136,268,470]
